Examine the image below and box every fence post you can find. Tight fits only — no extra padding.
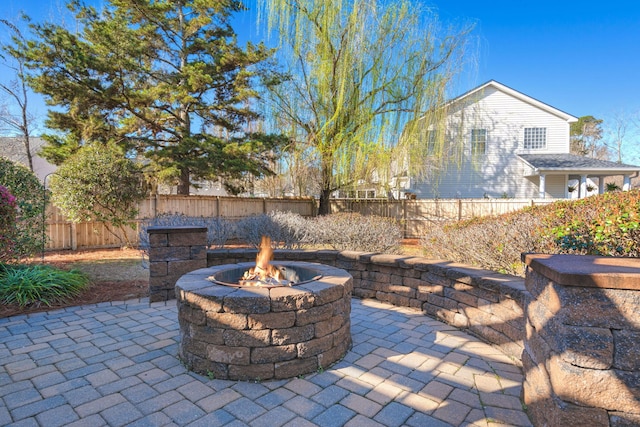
[457,199,462,221]
[402,199,408,239]
[151,194,157,217]
[70,222,77,250]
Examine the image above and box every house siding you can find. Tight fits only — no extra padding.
[412,84,573,199]
[545,175,567,198]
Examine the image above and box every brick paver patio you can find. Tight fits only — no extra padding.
[0,298,532,426]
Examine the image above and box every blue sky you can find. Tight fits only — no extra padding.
[2,0,639,156]
[434,1,640,120]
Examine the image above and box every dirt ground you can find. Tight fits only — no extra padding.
[0,240,423,319]
[0,248,150,319]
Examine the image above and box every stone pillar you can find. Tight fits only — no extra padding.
[147,226,207,302]
[522,253,640,427]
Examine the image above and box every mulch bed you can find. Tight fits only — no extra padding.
[0,248,149,319]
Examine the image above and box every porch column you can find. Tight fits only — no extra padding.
[538,174,546,198]
[623,175,631,191]
[579,175,588,198]
[597,176,605,194]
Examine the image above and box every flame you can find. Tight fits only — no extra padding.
[242,236,284,284]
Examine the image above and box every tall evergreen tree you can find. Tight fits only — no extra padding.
[570,115,604,158]
[13,0,284,194]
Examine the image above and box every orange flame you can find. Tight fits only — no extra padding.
[242,236,283,283]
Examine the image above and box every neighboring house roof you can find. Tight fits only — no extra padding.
[448,80,579,123]
[0,136,56,182]
[519,153,640,176]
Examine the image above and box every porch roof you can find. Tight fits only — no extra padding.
[518,153,640,176]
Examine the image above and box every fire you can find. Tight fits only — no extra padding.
[241,236,289,286]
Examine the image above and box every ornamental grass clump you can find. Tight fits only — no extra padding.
[235,211,311,249]
[308,212,402,252]
[0,264,90,307]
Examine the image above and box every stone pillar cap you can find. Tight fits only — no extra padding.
[147,226,207,234]
[522,253,640,290]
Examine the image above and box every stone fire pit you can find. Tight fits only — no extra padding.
[175,261,353,380]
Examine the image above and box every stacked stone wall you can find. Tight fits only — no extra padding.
[207,249,527,359]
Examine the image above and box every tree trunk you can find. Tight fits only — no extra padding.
[318,188,332,216]
[318,153,333,216]
[177,168,190,195]
[22,135,33,172]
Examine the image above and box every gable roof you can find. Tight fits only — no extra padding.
[519,153,640,176]
[449,80,579,123]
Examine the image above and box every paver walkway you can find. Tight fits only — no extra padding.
[0,297,532,427]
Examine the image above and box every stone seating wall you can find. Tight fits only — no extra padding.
[207,248,527,360]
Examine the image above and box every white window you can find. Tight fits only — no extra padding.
[471,129,487,155]
[356,190,376,199]
[524,127,546,150]
[426,130,437,154]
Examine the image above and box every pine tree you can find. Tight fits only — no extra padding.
[14,0,285,194]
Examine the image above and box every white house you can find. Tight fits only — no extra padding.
[405,80,640,199]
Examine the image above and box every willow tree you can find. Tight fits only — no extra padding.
[14,0,285,194]
[258,0,472,214]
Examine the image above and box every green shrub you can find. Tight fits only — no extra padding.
[0,264,90,307]
[541,191,640,256]
[421,190,640,276]
[0,157,46,261]
[308,213,402,252]
[0,185,18,261]
[49,142,147,247]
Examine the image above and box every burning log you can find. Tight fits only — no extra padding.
[240,236,299,286]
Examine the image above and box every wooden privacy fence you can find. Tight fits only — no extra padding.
[44,195,555,250]
[45,195,316,250]
[329,198,555,238]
